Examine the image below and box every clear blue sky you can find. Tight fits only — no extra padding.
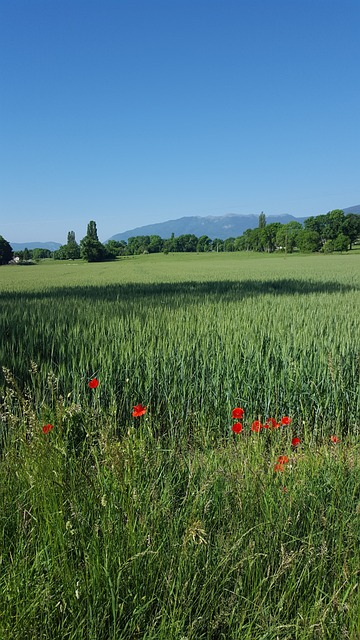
[1,0,359,243]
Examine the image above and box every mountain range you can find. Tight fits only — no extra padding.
[109,205,360,243]
[9,205,360,250]
[109,213,308,243]
[10,241,62,252]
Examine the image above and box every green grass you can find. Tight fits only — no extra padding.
[0,252,359,639]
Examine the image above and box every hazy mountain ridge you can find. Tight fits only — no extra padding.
[10,241,62,251]
[109,206,360,242]
[109,214,308,242]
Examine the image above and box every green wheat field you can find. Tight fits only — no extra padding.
[1,252,359,639]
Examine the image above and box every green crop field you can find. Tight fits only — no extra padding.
[1,252,359,639]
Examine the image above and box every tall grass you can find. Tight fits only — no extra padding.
[0,252,359,638]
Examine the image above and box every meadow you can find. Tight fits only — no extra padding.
[0,252,359,639]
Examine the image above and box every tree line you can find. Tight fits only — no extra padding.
[1,210,360,265]
[92,210,360,257]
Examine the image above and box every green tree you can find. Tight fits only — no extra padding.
[223,237,235,252]
[87,221,99,241]
[175,234,198,252]
[297,230,321,252]
[0,235,13,264]
[105,240,126,256]
[258,212,266,228]
[333,233,350,252]
[197,235,212,252]
[237,228,254,251]
[80,221,109,262]
[323,210,345,241]
[54,230,80,260]
[148,235,164,253]
[23,247,31,261]
[32,248,52,259]
[263,223,281,252]
[276,221,302,253]
[212,238,224,252]
[342,213,360,249]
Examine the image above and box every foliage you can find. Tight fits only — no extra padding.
[115,210,360,254]
[80,221,113,262]
[296,229,322,252]
[104,239,127,257]
[54,230,80,260]
[0,236,13,264]
[258,211,266,228]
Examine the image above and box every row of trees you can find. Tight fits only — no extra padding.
[105,210,360,256]
[2,211,360,265]
[54,222,115,262]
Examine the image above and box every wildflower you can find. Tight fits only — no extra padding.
[251,420,262,432]
[330,435,340,443]
[274,463,285,472]
[277,455,289,464]
[264,417,277,428]
[281,416,292,425]
[42,423,54,434]
[292,437,301,447]
[232,407,244,419]
[132,403,147,417]
[88,378,99,389]
[231,422,243,434]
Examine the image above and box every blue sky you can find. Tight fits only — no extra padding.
[1,0,359,243]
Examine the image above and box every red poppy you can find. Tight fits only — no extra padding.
[281,416,292,425]
[251,420,262,432]
[232,407,244,419]
[291,437,301,447]
[277,455,289,464]
[88,378,99,389]
[42,423,54,434]
[132,403,147,417]
[330,435,340,443]
[231,422,243,434]
[264,417,277,428]
[274,463,285,472]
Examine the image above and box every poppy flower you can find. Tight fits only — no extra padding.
[291,437,301,447]
[88,378,99,389]
[281,416,292,425]
[231,422,243,434]
[232,407,244,419]
[264,417,277,429]
[277,455,289,464]
[251,420,262,432]
[42,423,54,434]
[274,463,285,472]
[330,435,340,443]
[132,403,147,417]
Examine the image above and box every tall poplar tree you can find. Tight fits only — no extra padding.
[80,221,109,262]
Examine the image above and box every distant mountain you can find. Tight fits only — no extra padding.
[10,241,61,251]
[108,213,309,242]
[342,205,360,215]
